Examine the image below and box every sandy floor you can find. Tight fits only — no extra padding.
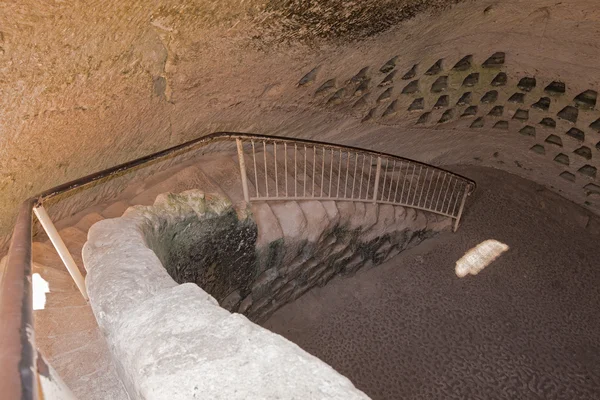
[263,166,600,400]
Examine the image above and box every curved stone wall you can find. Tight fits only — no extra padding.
[82,192,367,400]
[82,190,451,398]
[294,51,600,215]
[142,194,259,304]
[97,190,450,322]
[5,0,600,249]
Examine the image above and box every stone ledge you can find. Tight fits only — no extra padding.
[83,190,452,399]
[83,190,370,400]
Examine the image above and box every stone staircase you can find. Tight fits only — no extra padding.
[32,205,132,399]
[30,149,452,399]
[30,153,243,399]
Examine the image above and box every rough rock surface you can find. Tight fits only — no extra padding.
[83,191,370,400]
[4,0,600,253]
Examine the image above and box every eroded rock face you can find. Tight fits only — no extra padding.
[0,0,463,250]
[143,194,258,302]
[83,190,451,399]
[111,190,451,322]
[263,0,464,41]
[4,0,600,253]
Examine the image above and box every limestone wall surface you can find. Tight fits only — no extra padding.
[4,0,600,250]
[0,0,461,247]
[82,190,451,399]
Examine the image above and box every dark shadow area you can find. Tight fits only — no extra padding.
[144,207,258,303]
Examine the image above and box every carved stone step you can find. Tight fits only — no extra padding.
[33,241,83,271]
[129,165,225,206]
[33,262,77,293]
[34,304,97,339]
[73,212,105,232]
[101,201,130,219]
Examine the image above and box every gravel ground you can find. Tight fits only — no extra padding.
[263,166,600,400]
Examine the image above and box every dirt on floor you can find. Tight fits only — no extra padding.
[263,165,600,400]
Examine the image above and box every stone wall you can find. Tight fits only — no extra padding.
[136,191,451,323]
[82,190,450,399]
[5,0,600,251]
[0,0,461,249]
[142,192,259,305]
[241,199,450,323]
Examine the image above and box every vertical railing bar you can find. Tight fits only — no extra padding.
[285,143,288,197]
[442,177,451,213]
[303,145,307,197]
[393,161,402,203]
[34,206,88,300]
[251,140,259,198]
[441,176,453,213]
[412,165,422,205]
[329,148,334,197]
[400,161,409,204]
[417,167,428,207]
[294,144,297,198]
[236,139,250,204]
[424,169,436,210]
[366,155,373,200]
[273,142,277,197]
[445,178,456,215]
[381,158,389,202]
[336,149,343,198]
[312,146,316,197]
[446,178,459,215]
[453,184,470,232]
[372,157,382,203]
[359,153,366,200]
[387,160,396,201]
[435,174,447,211]
[321,148,325,197]
[415,167,424,207]
[434,173,446,211]
[406,164,416,206]
[433,169,442,210]
[352,152,358,199]
[344,151,350,198]
[263,141,269,198]
[451,182,464,216]
[411,164,419,205]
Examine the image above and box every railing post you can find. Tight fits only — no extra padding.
[33,205,88,301]
[453,184,471,232]
[372,157,382,204]
[236,138,250,204]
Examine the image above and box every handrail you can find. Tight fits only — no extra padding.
[33,132,475,205]
[0,198,36,400]
[0,131,475,399]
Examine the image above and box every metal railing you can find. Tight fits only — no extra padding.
[0,132,475,399]
[235,137,474,230]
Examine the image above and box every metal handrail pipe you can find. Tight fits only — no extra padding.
[0,131,476,399]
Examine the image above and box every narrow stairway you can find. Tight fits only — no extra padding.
[29,147,451,398]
